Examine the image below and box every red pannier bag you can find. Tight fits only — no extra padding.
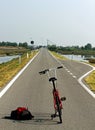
[11,107,34,120]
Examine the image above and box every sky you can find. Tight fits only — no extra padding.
[0,0,95,47]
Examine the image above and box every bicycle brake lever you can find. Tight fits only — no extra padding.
[39,69,49,75]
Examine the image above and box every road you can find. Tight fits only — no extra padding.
[0,48,95,130]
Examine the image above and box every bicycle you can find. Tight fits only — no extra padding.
[39,66,66,124]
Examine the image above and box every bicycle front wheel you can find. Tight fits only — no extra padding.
[56,97,62,123]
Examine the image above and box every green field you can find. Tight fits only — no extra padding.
[0,46,28,56]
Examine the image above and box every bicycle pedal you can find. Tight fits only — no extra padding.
[61,97,66,101]
[51,114,56,118]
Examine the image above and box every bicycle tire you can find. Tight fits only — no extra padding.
[56,97,62,123]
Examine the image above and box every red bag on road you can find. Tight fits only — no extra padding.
[11,107,34,120]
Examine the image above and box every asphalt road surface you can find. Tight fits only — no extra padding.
[0,48,95,130]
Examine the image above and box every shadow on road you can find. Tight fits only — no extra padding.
[2,112,58,125]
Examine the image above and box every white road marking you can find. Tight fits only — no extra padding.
[70,72,73,75]
[73,76,77,79]
[78,66,95,99]
[63,67,77,79]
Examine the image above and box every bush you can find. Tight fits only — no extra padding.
[89,59,95,63]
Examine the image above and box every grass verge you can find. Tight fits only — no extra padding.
[49,51,67,60]
[0,50,38,88]
[84,71,95,92]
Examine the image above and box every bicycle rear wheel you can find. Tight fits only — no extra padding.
[56,97,62,123]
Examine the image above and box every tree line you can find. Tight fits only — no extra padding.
[0,41,29,49]
[47,43,95,55]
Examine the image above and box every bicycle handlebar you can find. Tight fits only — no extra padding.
[39,66,63,75]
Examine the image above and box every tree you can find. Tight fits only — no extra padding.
[47,44,57,51]
[22,42,28,48]
[19,43,23,47]
[84,43,92,50]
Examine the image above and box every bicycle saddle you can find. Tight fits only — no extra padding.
[49,77,57,82]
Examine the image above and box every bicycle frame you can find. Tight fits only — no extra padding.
[49,77,63,111]
[39,66,65,123]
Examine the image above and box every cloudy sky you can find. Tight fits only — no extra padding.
[0,0,95,46]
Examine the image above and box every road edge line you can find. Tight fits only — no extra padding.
[48,51,63,65]
[78,64,95,99]
[0,52,39,98]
